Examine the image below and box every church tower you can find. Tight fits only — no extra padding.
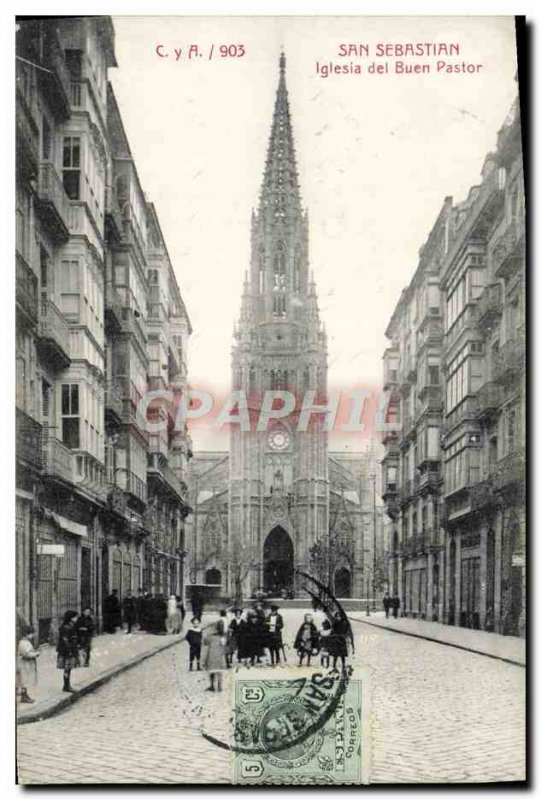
[228,54,329,596]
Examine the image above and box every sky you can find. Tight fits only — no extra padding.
[109,15,518,449]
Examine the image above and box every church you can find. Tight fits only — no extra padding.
[187,55,381,599]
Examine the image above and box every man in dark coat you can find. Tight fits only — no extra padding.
[102,590,121,634]
[383,592,391,618]
[122,589,137,633]
[392,595,400,619]
[266,604,284,665]
[154,593,168,634]
[135,588,146,630]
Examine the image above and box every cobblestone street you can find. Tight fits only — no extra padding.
[16,609,525,784]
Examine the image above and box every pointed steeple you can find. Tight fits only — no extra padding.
[259,53,302,218]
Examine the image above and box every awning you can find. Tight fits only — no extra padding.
[52,513,87,538]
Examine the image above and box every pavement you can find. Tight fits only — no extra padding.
[17,627,186,724]
[348,611,526,666]
[16,608,526,785]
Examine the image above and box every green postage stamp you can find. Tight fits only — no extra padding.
[232,667,371,785]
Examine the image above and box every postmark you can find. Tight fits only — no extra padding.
[232,666,371,785]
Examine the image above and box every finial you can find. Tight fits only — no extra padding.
[279,52,286,74]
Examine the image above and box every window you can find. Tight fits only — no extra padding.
[386,466,397,492]
[65,49,83,80]
[61,384,80,449]
[506,406,517,454]
[428,365,440,385]
[60,260,80,320]
[273,294,286,318]
[62,137,81,200]
[273,241,286,289]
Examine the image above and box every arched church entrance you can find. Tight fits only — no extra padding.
[263,527,294,595]
[333,566,352,598]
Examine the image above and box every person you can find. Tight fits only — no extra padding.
[253,602,268,664]
[56,610,80,693]
[227,609,244,666]
[122,590,137,634]
[185,617,203,671]
[155,593,168,634]
[75,607,95,667]
[266,604,284,666]
[102,590,120,634]
[236,612,251,665]
[383,591,391,619]
[135,588,146,630]
[329,612,349,671]
[167,594,183,634]
[294,613,319,667]
[319,619,332,669]
[17,625,39,704]
[392,595,400,619]
[177,596,186,626]
[203,620,227,691]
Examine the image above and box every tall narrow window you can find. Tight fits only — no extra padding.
[273,241,286,289]
[61,384,80,449]
[42,116,52,161]
[62,136,81,200]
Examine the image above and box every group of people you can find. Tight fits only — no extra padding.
[383,592,401,619]
[183,603,351,694]
[16,607,96,703]
[101,589,186,635]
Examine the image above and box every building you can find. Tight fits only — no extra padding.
[382,94,525,636]
[15,17,191,641]
[188,55,381,600]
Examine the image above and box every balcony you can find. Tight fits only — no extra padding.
[16,252,38,327]
[147,452,188,503]
[474,381,504,421]
[105,380,124,426]
[16,89,39,177]
[37,297,71,369]
[417,381,442,404]
[493,221,525,279]
[401,535,427,557]
[469,479,494,512]
[398,480,414,505]
[120,309,147,355]
[417,470,442,492]
[38,26,71,120]
[16,408,42,471]
[35,163,71,243]
[73,452,107,500]
[106,486,128,517]
[491,449,525,494]
[105,186,124,243]
[493,335,526,384]
[42,435,74,484]
[477,283,503,331]
[104,282,123,333]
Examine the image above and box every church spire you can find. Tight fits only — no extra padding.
[259,52,302,218]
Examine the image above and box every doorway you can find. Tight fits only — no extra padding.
[263,527,294,595]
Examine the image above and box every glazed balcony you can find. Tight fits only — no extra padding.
[417,469,442,492]
[120,309,147,355]
[16,408,43,471]
[37,297,71,369]
[16,252,38,327]
[493,335,526,385]
[477,283,503,331]
[105,185,124,243]
[35,163,71,243]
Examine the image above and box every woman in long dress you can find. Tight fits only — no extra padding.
[166,594,183,634]
[203,620,227,692]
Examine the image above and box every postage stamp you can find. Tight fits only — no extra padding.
[232,666,371,785]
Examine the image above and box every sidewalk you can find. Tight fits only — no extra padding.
[349,611,525,666]
[17,629,186,725]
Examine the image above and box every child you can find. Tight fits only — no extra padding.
[17,626,39,704]
[294,613,319,667]
[319,618,331,669]
[75,607,95,667]
[203,620,227,692]
[185,617,203,671]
